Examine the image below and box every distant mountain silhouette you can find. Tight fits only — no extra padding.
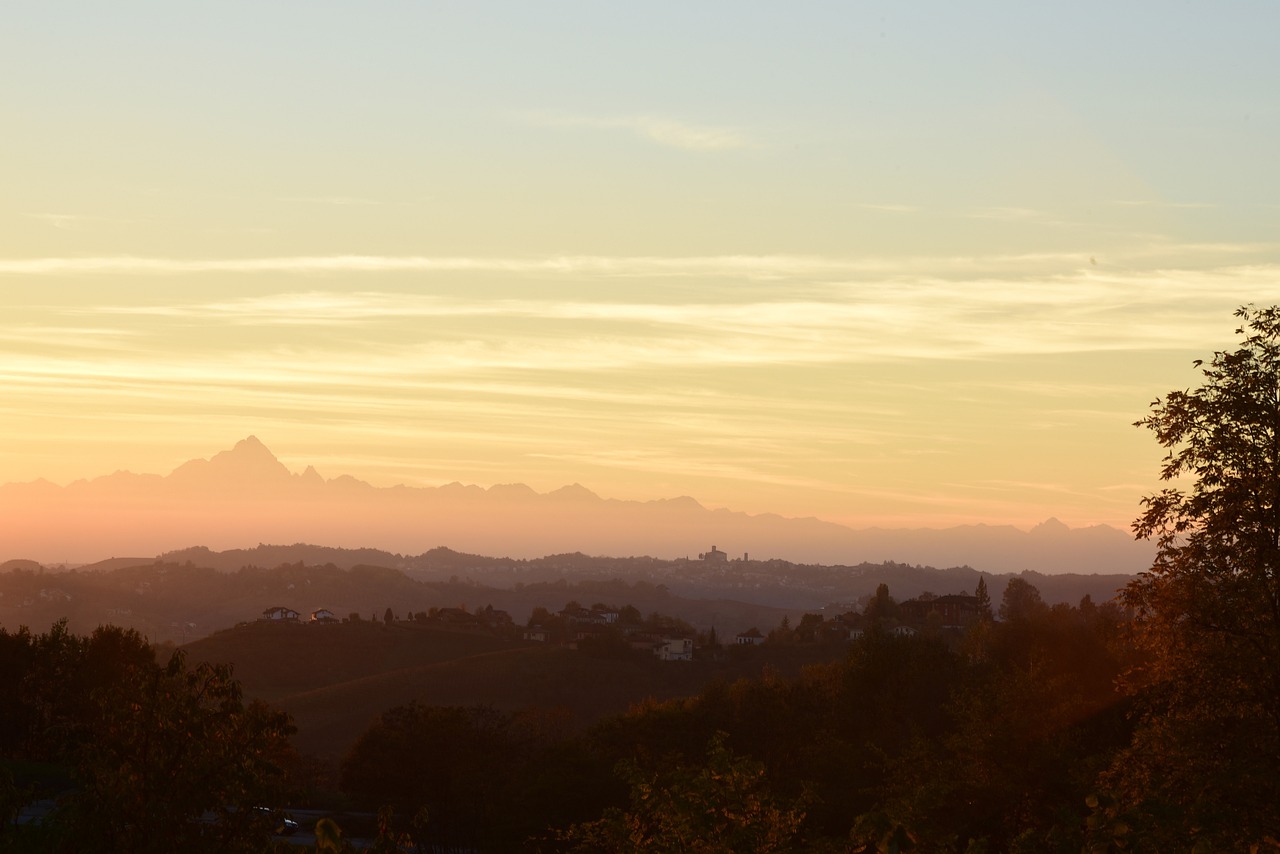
[168,435,294,487]
[0,437,1155,574]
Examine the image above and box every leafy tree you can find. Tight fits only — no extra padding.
[0,623,295,853]
[340,703,515,850]
[768,614,795,644]
[864,583,898,623]
[794,613,825,643]
[555,732,809,853]
[998,577,1045,622]
[618,604,643,625]
[1110,305,1280,847]
[56,653,295,854]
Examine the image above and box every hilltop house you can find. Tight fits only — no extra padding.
[736,627,765,646]
[571,623,612,646]
[623,632,695,661]
[310,608,339,624]
[261,606,300,622]
[828,612,865,641]
[558,604,620,625]
[477,605,514,628]
[434,607,478,625]
[656,636,694,662]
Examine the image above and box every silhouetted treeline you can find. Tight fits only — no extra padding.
[2,578,1269,851]
[327,581,1149,852]
[0,622,294,853]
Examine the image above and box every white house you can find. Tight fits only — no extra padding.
[656,637,694,662]
[310,608,339,624]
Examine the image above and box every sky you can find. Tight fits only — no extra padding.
[3,2,1279,533]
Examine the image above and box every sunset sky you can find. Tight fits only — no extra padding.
[3,3,1279,533]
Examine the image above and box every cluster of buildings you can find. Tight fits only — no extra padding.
[524,603,694,662]
[255,586,985,661]
[258,604,515,629]
[261,605,335,623]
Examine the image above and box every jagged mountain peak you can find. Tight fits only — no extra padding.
[0,438,1156,574]
[1030,517,1070,536]
[169,436,293,483]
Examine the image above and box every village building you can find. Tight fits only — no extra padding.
[656,636,694,661]
[699,545,728,562]
[260,606,300,622]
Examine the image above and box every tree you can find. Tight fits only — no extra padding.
[864,583,898,624]
[997,577,1045,622]
[555,732,808,853]
[974,576,993,620]
[794,613,825,643]
[618,604,643,625]
[0,623,295,853]
[57,653,295,854]
[341,704,515,850]
[1110,305,1280,847]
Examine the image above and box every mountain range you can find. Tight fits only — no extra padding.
[0,436,1154,574]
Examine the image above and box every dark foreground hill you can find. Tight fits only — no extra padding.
[183,619,841,763]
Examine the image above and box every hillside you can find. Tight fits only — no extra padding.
[183,619,845,763]
[0,559,799,645]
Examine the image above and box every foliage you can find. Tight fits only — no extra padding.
[974,577,992,620]
[998,577,1046,622]
[1112,305,1280,847]
[864,583,899,624]
[340,703,519,851]
[0,622,295,854]
[58,654,295,853]
[554,731,808,853]
[567,588,1135,851]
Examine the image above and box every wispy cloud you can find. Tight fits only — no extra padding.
[0,326,138,348]
[1109,199,1218,210]
[279,196,381,206]
[523,111,751,151]
[22,213,99,230]
[857,203,918,214]
[28,261,1280,366]
[965,206,1048,221]
[5,248,1260,280]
